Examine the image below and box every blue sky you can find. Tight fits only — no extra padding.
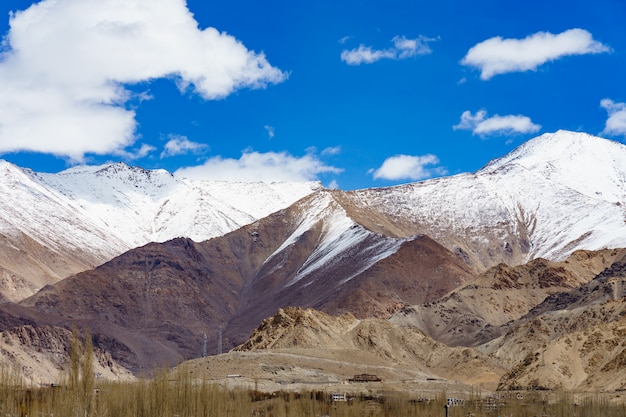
[0,0,625,190]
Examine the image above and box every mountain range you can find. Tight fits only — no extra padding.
[1,130,626,390]
[0,161,319,301]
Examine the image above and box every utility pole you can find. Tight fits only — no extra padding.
[217,327,223,355]
[202,334,207,357]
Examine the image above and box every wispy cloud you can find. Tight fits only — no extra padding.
[160,135,209,158]
[0,0,287,162]
[338,36,352,45]
[116,143,156,160]
[462,29,610,80]
[264,125,275,139]
[454,110,541,136]
[175,150,343,183]
[601,99,626,137]
[321,146,341,156]
[371,154,446,181]
[341,35,436,65]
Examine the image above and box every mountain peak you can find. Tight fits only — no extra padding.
[480,130,626,203]
[482,130,626,173]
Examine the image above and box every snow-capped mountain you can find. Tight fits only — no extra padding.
[36,162,320,246]
[0,161,320,301]
[2,129,626,303]
[346,130,626,270]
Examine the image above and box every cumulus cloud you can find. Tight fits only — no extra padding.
[341,35,435,65]
[601,99,626,137]
[0,0,287,161]
[462,28,610,80]
[160,135,209,158]
[371,154,445,181]
[174,150,343,182]
[454,110,541,136]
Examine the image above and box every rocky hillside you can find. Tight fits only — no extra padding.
[233,307,504,387]
[391,248,626,346]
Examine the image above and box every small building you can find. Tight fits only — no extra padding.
[447,398,465,407]
[348,374,382,383]
[332,393,347,402]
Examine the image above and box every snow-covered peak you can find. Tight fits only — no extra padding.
[346,131,626,269]
[45,162,180,201]
[481,130,626,202]
[0,159,322,266]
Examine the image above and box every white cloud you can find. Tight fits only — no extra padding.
[372,154,445,181]
[264,125,275,139]
[462,28,610,80]
[0,0,287,161]
[392,35,433,58]
[128,143,156,159]
[338,36,351,45]
[160,135,209,158]
[601,99,626,137]
[174,150,343,182]
[321,146,341,156]
[341,35,435,65]
[341,45,396,65]
[454,110,541,136]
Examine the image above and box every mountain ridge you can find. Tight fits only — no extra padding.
[2,131,626,388]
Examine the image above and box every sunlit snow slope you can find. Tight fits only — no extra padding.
[348,130,626,270]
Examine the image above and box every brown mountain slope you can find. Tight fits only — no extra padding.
[390,249,626,347]
[2,242,626,388]
[13,238,243,372]
[5,200,476,373]
[475,252,626,390]
[481,300,626,391]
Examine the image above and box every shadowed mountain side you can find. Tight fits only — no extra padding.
[214,230,477,347]
[14,238,243,371]
[316,234,476,317]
